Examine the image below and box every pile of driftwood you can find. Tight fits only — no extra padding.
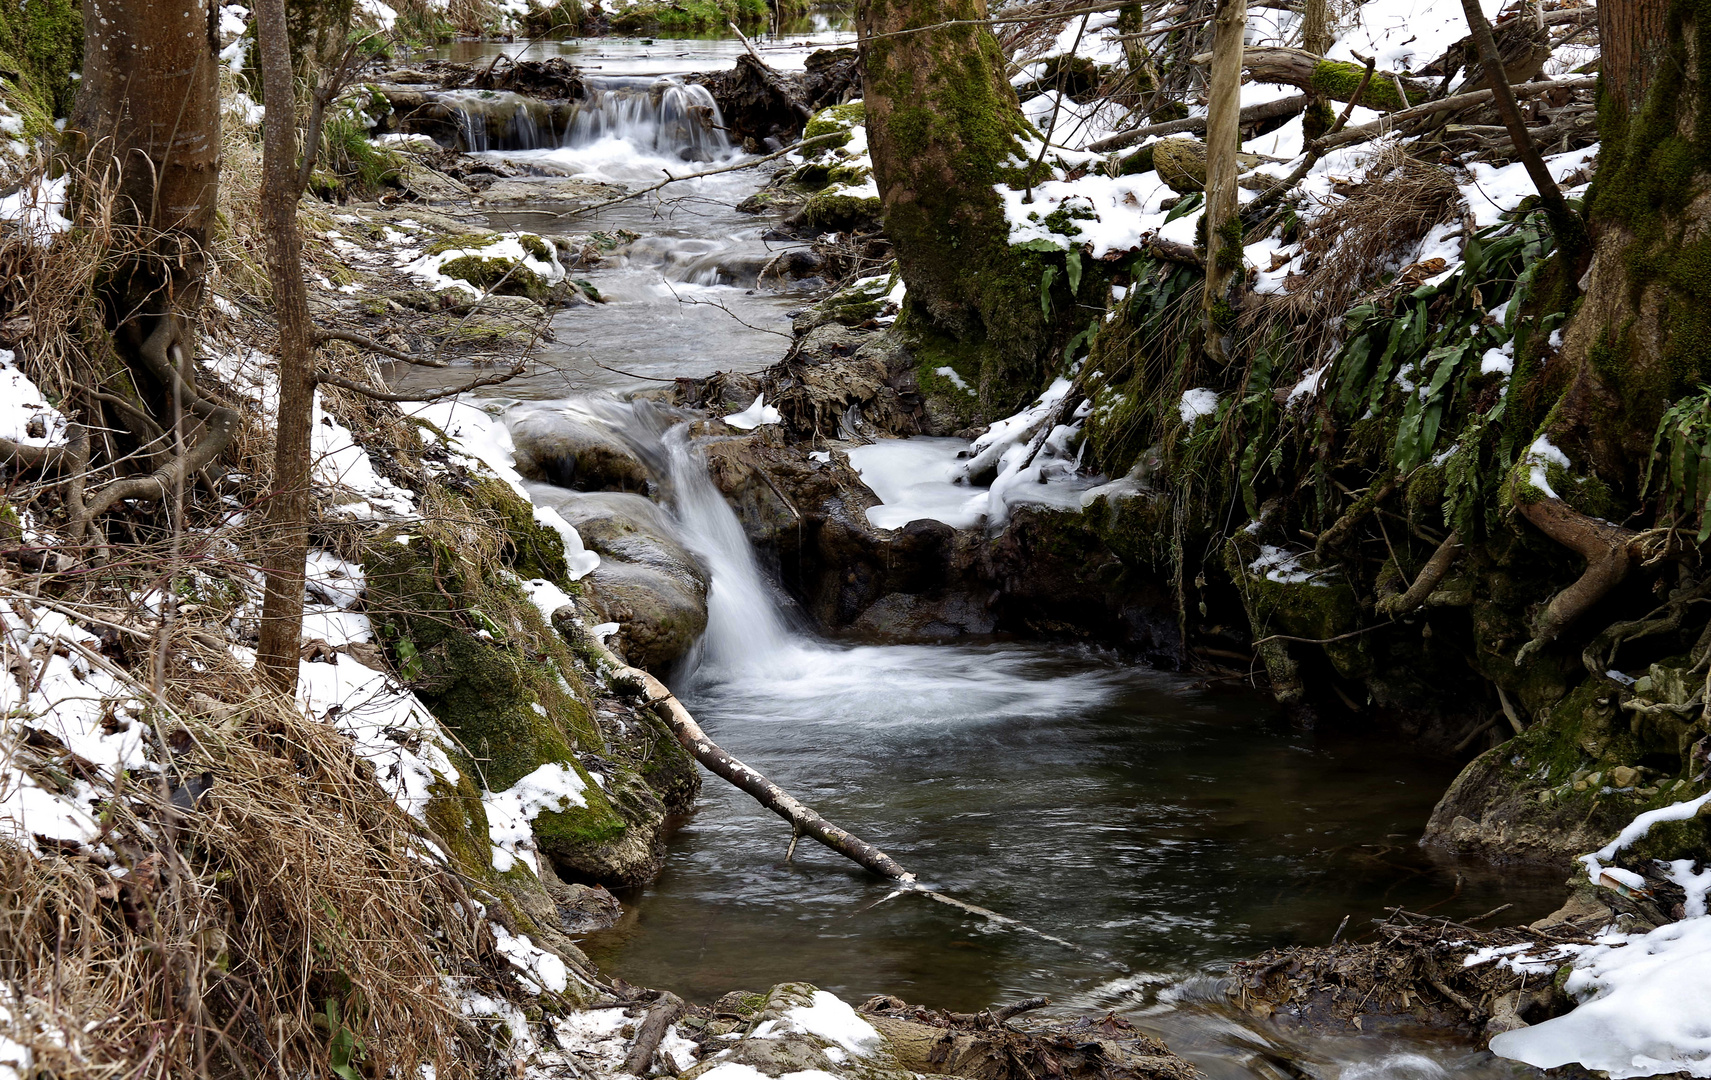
[1229,903,1609,1037]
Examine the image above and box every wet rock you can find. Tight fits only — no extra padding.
[848,590,996,641]
[547,879,624,934]
[510,408,653,493]
[581,559,708,670]
[477,177,627,205]
[528,486,710,670]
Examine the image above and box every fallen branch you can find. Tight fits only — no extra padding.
[1316,75,1598,152]
[314,361,528,403]
[1090,94,1306,153]
[315,327,449,368]
[583,636,1108,959]
[1189,47,1432,110]
[622,991,684,1077]
[1243,57,1374,222]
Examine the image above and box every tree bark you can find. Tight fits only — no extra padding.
[69,0,221,455]
[1205,47,1433,111]
[1202,0,1246,362]
[253,0,318,692]
[1541,0,1701,483]
[857,0,1068,413]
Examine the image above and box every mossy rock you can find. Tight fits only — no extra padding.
[1152,138,1207,194]
[1425,675,1711,867]
[0,0,80,122]
[439,254,553,303]
[801,101,865,157]
[1224,534,1365,678]
[800,191,883,233]
[610,0,766,33]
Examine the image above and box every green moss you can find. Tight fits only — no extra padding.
[519,234,553,262]
[0,0,79,130]
[425,232,504,256]
[801,191,882,232]
[1307,60,1428,111]
[438,255,552,302]
[1301,98,1336,141]
[801,102,865,156]
[517,0,588,36]
[610,0,766,33]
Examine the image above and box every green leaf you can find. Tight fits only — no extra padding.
[1039,265,1058,318]
[1065,248,1083,296]
[1165,192,1203,224]
[1013,238,1065,253]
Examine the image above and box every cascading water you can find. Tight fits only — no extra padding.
[564,77,731,160]
[441,40,1569,1074]
[443,76,730,157]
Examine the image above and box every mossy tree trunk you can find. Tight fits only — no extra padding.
[856,0,1067,413]
[1547,0,1710,482]
[1509,0,1707,652]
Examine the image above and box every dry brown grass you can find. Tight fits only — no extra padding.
[1249,146,1463,357]
[0,623,507,1080]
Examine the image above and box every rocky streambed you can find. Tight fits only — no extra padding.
[270,40,1711,1080]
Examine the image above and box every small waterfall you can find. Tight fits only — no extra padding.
[579,397,798,679]
[437,78,730,158]
[564,77,732,161]
[659,423,796,674]
[446,90,563,152]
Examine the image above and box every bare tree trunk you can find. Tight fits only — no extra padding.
[69,0,221,479]
[253,0,318,693]
[1201,0,1247,362]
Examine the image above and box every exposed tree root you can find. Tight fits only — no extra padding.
[1513,494,1638,665]
[1376,530,1461,618]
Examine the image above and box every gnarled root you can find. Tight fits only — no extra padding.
[1513,494,1637,666]
[1376,530,1461,618]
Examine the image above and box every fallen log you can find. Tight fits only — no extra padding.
[1317,74,1597,151]
[622,991,684,1077]
[1191,47,1434,110]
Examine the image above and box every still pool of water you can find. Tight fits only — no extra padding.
[580,648,1564,1009]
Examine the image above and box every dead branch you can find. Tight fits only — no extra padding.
[1456,0,1586,263]
[1090,94,1306,153]
[1316,74,1598,152]
[1243,57,1374,222]
[313,361,528,403]
[622,992,684,1077]
[314,327,449,367]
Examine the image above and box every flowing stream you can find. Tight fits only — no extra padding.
[443,43,1567,1078]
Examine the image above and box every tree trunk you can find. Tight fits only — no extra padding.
[70,0,221,422]
[856,0,1070,414]
[1547,0,1705,481]
[1201,0,1247,361]
[253,0,318,692]
[1511,0,1702,649]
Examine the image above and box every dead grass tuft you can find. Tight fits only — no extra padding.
[0,626,508,1080]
